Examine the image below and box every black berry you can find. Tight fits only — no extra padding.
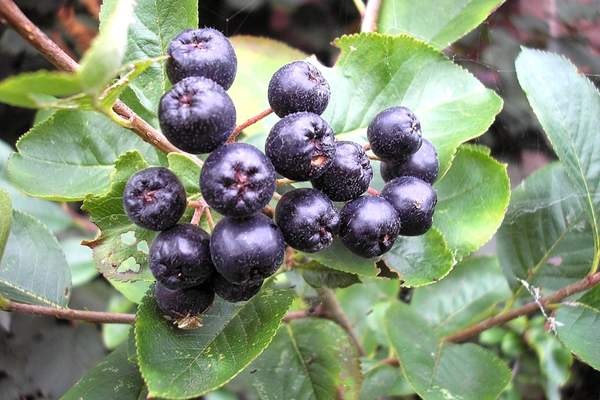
[380,138,439,184]
[266,112,336,181]
[268,61,330,117]
[210,213,285,285]
[339,196,400,258]
[159,76,236,154]
[213,274,262,302]
[311,141,373,202]
[154,281,215,320]
[381,176,437,236]
[367,106,422,161]
[200,143,276,217]
[275,188,340,253]
[150,224,215,289]
[166,28,237,89]
[123,167,186,231]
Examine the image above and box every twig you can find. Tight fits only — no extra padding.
[367,154,381,161]
[353,0,366,17]
[276,178,296,187]
[367,187,380,196]
[191,206,204,225]
[361,0,383,33]
[227,108,273,143]
[203,207,215,230]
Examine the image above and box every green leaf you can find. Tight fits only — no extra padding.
[386,302,511,400]
[300,261,361,289]
[497,163,594,293]
[411,256,511,336]
[79,0,135,93]
[304,239,379,277]
[62,238,98,287]
[7,110,161,201]
[378,0,505,49]
[556,286,600,371]
[516,48,600,272]
[0,189,11,261]
[167,152,201,195]
[383,228,454,287]
[62,344,144,400]
[136,288,294,398]
[322,33,503,177]
[0,71,83,108]
[103,293,135,350]
[360,364,414,399]
[0,210,70,307]
[252,319,362,400]
[433,145,510,259]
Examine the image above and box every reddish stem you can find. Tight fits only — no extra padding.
[367,187,380,196]
[227,108,274,143]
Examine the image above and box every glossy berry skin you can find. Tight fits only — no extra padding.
[200,143,276,217]
[268,61,330,117]
[123,167,186,231]
[166,28,237,89]
[154,282,215,319]
[210,214,285,285]
[381,176,437,236]
[339,196,401,258]
[275,188,340,253]
[159,76,236,154]
[311,141,373,202]
[213,274,262,302]
[150,224,215,289]
[367,106,422,161]
[380,138,439,184]
[266,112,336,181]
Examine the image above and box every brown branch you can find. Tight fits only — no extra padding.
[361,0,383,33]
[352,0,366,17]
[227,107,273,143]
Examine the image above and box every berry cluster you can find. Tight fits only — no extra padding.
[122,27,440,326]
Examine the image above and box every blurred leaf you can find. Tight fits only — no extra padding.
[360,364,414,399]
[62,237,98,287]
[301,261,361,289]
[0,189,11,261]
[103,293,135,350]
[251,319,361,400]
[527,324,572,390]
[0,71,83,108]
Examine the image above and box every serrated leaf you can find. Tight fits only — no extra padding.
[135,288,294,399]
[7,110,161,201]
[321,33,503,177]
[0,70,83,108]
[300,261,361,289]
[383,228,454,287]
[497,163,594,293]
[433,145,510,259]
[386,302,511,400]
[0,190,11,261]
[516,48,600,272]
[411,256,511,336]
[62,237,98,287]
[251,319,361,400]
[62,344,144,400]
[378,0,505,49]
[0,210,70,307]
[556,286,600,370]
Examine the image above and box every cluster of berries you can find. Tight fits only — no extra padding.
[122,27,439,324]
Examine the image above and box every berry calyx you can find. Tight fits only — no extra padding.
[159,76,236,154]
[381,176,437,236]
[166,28,237,89]
[123,167,186,231]
[275,188,340,253]
[213,274,262,302]
[339,196,400,258]
[154,281,215,321]
[200,143,276,217]
[210,213,285,285]
[266,112,336,181]
[380,138,439,184]
[268,61,330,117]
[150,224,215,289]
[367,106,422,161]
[311,141,373,202]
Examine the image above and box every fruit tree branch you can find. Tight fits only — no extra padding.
[361,0,382,33]
[227,107,274,143]
[0,0,202,166]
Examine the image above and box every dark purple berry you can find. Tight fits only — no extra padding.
[154,281,215,319]
[210,213,285,285]
[311,141,373,202]
[339,196,400,258]
[150,224,215,289]
[166,28,237,89]
[381,176,437,236]
[380,138,439,184]
[200,143,276,217]
[275,188,340,253]
[268,61,330,117]
[266,112,336,181]
[159,76,236,154]
[123,167,186,231]
[213,274,262,302]
[367,106,422,161]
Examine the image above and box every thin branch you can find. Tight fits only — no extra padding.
[361,0,383,33]
[276,178,296,187]
[227,107,273,144]
[367,154,381,161]
[353,0,366,17]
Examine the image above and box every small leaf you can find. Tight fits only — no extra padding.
[300,261,361,289]
[0,210,70,307]
[136,288,294,398]
[0,189,11,261]
[251,319,362,400]
[0,71,83,108]
[62,237,98,287]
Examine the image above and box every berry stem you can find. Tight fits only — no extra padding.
[367,187,380,196]
[367,154,381,161]
[203,207,215,230]
[361,0,383,33]
[191,206,204,225]
[276,178,296,187]
[352,0,366,17]
[227,107,274,143]
[362,143,371,151]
